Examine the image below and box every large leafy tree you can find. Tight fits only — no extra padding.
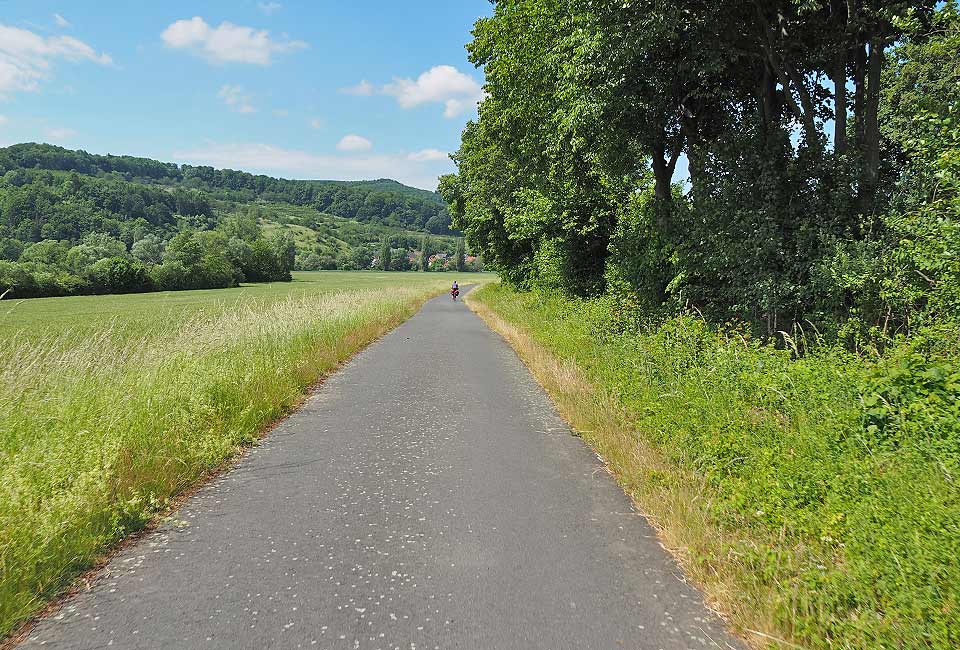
[441,0,622,295]
[443,0,943,325]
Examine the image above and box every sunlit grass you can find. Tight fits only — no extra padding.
[0,272,493,637]
[0,271,497,339]
[469,284,960,650]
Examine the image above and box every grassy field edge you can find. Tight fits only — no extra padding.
[467,285,789,649]
[1,282,449,640]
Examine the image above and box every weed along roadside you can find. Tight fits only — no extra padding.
[466,283,959,650]
[0,278,460,638]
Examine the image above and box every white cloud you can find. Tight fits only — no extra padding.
[258,2,283,15]
[309,117,324,129]
[407,148,447,162]
[273,108,289,117]
[0,23,113,97]
[53,14,71,28]
[441,97,477,119]
[337,134,372,152]
[218,84,256,113]
[161,17,306,65]
[339,80,374,96]
[172,142,454,190]
[0,115,8,126]
[44,127,77,140]
[382,65,482,118]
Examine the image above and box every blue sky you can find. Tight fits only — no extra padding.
[0,1,491,189]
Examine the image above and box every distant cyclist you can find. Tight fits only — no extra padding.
[451,280,460,301]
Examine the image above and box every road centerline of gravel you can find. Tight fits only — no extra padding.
[19,289,744,650]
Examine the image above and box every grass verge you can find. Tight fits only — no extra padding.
[0,280,451,637]
[468,283,959,650]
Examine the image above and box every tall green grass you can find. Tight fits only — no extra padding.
[0,280,451,636]
[470,284,959,649]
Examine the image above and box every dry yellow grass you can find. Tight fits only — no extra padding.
[0,281,451,638]
[467,290,795,650]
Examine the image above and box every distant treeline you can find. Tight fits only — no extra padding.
[1,168,213,244]
[0,143,454,235]
[0,209,294,299]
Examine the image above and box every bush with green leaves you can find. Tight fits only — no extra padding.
[87,257,152,294]
[0,227,295,298]
[149,261,190,292]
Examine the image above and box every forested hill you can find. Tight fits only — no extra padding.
[0,143,453,235]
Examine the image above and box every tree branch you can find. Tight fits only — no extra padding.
[754,1,819,144]
[666,132,684,178]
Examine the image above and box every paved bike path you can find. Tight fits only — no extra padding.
[22,289,743,649]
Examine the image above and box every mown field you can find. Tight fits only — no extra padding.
[0,272,493,637]
[469,284,959,650]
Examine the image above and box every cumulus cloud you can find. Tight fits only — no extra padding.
[336,134,372,152]
[258,2,283,14]
[382,65,483,118]
[161,17,306,65]
[44,127,77,140]
[339,80,374,96]
[0,115,8,126]
[218,84,256,113]
[173,142,454,190]
[0,23,113,97]
[407,148,447,162]
[53,14,71,28]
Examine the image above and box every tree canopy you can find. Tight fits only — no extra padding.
[0,143,456,235]
[441,0,957,340]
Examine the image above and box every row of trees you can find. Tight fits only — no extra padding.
[310,185,453,234]
[2,170,213,244]
[440,0,959,342]
[0,146,467,297]
[374,236,474,272]
[0,143,456,235]
[0,212,294,298]
[295,235,480,273]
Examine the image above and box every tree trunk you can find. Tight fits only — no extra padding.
[651,131,683,233]
[833,50,848,154]
[759,63,778,137]
[651,148,671,202]
[836,0,856,155]
[686,143,705,202]
[651,126,683,203]
[859,37,884,213]
[853,42,867,151]
[756,7,819,148]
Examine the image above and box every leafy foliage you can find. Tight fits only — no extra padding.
[442,0,957,337]
[0,143,455,235]
[0,144,485,297]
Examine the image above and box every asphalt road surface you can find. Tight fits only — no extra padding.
[21,289,744,650]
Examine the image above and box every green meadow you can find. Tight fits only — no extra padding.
[0,271,493,636]
[1,271,492,338]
